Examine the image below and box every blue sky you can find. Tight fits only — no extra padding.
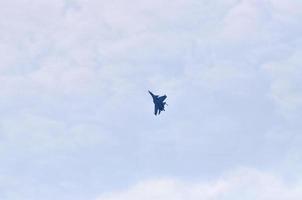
[0,0,302,199]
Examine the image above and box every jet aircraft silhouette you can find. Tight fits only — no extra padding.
[148,91,168,115]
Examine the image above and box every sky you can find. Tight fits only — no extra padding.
[0,0,302,199]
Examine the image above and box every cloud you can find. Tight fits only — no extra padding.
[0,0,301,199]
[0,0,300,98]
[0,0,245,97]
[0,113,108,155]
[269,0,302,24]
[219,0,302,43]
[1,0,297,98]
[96,168,302,200]
[263,46,302,118]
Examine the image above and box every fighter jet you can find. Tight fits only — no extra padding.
[148,91,168,115]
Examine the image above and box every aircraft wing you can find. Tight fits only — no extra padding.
[159,95,167,102]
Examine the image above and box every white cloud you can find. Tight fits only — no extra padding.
[221,0,267,41]
[96,168,302,200]
[269,0,302,23]
[218,0,302,45]
[264,48,302,117]
[0,113,107,154]
[0,0,301,199]
[0,0,300,98]
[0,0,241,97]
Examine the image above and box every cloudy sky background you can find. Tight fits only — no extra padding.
[0,0,302,199]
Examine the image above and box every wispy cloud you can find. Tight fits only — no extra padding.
[96,168,302,200]
[0,0,301,199]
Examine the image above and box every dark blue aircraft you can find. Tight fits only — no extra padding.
[148,91,168,115]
